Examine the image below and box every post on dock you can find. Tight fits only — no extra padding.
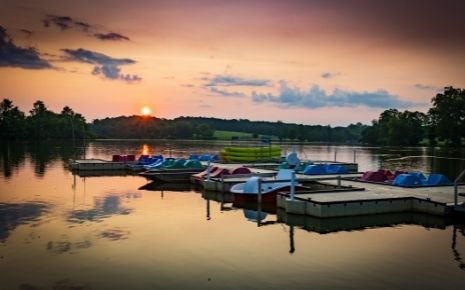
[353,149,357,163]
[206,159,211,181]
[334,150,337,162]
[290,171,296,201]
[221,174,225,193]
[337,175,341,188]
[454,169,465,208]
[257,177,262,227]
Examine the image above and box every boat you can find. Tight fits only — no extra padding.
[220,146,281,162]
[230,169,311,203]
[356,169,452,187]
[192,166,251,183]
[140,159,205,181]
[127,154,164,171]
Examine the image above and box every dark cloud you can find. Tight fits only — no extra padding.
[75,21,91,32]
[414,83,441,91]
[62,48,141,82]
[19,29,32,38]
[0,26,51,69]
[94,32,130,41]
[42,15,131,42]
[205,74,269,86]
[321,72,340,79]
[209,87,246,97]
[252,81,424,109]
[44,15,73,30]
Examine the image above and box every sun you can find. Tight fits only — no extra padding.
[140,106,152,116]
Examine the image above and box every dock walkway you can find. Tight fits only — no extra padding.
[278,174,465,217]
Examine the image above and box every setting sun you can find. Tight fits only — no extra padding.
[140,106,152,116]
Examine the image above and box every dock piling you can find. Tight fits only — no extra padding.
[290,171,296,200]
[206,160,211,181]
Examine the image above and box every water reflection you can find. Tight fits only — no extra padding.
[139,181,196,192]
[277,209,450,234]
[46,240,92,254]
[0,141,87,179]
[2,140,465,180]
[20,279,91,290]
[452,224,465,270]
[0,202,49,242]
[67,193,140,223]
[98,227,130,241]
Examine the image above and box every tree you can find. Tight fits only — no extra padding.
[361,109,426,146]
[0,98,26,139]
[428,86,465,145]
[196,123,214,139]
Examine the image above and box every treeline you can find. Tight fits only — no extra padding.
[91,115,366,142]
[361,86,465,146]
[2,86,463,145]
[0,99,89,140]
[91,116,214,139]
[173,117,366,142]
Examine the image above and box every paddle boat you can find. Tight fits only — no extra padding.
[220,146,281,162]
[359,169,452,187]
[230,169,311,203]
[192,166,252,185]
[139,159,205,182]
[127,154,164,171]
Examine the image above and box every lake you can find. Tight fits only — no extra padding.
[1,140,465,290]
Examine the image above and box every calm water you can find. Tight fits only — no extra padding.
[1,140,465,290]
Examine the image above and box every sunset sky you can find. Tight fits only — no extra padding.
[1,0,464,125]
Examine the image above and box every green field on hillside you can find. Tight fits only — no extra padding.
[213,130,253,140]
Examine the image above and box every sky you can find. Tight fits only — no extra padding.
[1,0,464,126]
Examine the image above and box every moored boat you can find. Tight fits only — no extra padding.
[230,169,311,203]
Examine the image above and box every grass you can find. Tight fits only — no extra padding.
[213,130,280,141]
[213,130,253,140]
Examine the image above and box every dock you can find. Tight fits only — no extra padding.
[277,175,465,217]
[69,159,131,170]
[67,157,465,217]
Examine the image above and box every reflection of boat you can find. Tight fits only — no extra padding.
[138,181,197,192]
[243,209,267,222]
[233,199,277,214]
[72,170,137,177]
[139,170,203,182]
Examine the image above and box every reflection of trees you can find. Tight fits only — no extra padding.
[0,140,87,178]
[0,142,26,178]
[0,202,49,242]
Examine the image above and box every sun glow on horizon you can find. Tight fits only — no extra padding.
[141,106,152,116]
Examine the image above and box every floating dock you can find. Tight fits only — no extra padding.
[277,175,465,217]
[69,159,131,170]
